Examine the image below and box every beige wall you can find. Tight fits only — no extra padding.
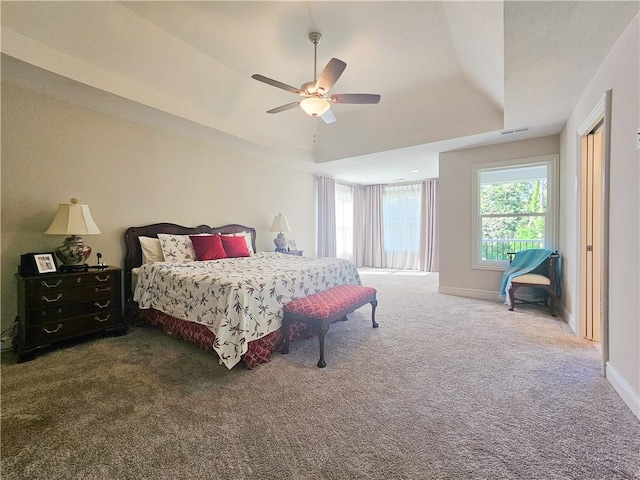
[1,84,316,333]
[559,13,639,412]
[438,136,560,299]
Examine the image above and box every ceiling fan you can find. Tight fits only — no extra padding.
[251,32,381,124]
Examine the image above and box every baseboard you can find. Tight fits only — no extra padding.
[562,307,578,334]
[606,362,640,420]
[437,286,552,305]
[438,286,501,302]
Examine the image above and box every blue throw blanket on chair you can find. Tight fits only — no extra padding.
[500,249,555,303]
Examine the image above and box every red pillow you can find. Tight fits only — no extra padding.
[190,235,227,261]
[221,235,251,258]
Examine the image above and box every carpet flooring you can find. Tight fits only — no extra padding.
[1,271,639,480]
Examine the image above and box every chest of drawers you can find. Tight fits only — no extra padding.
[13,267,127,361]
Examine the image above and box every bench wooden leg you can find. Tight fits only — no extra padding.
[280,318,290,355]
[316,325,329,368]
[371,299,379,328]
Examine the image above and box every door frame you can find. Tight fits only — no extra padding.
[576,90,612,375]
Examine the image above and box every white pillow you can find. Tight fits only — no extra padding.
[139,236,165,263]
[158,234,197,263]
[223,231,254,256]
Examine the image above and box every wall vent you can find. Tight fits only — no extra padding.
[500,127,530,136]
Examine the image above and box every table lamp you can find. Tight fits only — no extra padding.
[269,213,291,252]
[44,198,101,272]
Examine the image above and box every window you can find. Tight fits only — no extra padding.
[472,155,558,269]
[335,183,354,261]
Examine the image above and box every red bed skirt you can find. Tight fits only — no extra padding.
[138,308,315,369]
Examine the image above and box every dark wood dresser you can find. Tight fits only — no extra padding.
[13,267,127,361]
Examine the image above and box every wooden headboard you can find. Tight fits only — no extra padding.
[123,222,256,304]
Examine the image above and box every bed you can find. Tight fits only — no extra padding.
[124,223,361,369]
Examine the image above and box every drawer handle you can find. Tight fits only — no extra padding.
[95,314,110,323]
[94,287,110,293]
[95,275,111,282]
[94,300,111,309]
[41,294,63,303]
[43,324,63,334]
[41,280,62,288]
[41,309,63,316]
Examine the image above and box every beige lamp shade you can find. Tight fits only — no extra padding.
[45,198,101,269]
[45,199,101,236]
[269,213,291,233]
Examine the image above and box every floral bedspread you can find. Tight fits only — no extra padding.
[133,252,361,368]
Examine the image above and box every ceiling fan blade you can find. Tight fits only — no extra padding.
[315,58,347,93]
[252,74,303,95]
[330,93,381,104]
[320,109,336,124]
[266,102,300,114]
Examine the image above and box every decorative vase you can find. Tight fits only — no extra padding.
[55,235,91,266]
[274,233,287,251]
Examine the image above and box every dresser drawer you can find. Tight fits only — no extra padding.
[27,294,120,324]
[25,310,123,346]
[26,271,118,295]
[28,284,120,309]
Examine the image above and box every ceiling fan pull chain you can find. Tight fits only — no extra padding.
[313,117,318,143]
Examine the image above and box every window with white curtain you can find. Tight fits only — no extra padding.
[335,182,354,261]
[382,184,422,269]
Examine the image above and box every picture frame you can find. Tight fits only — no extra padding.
[287,240,297,251]
[33,252,58,274]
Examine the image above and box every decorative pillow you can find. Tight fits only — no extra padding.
[222,232,254,256]
[221,235,251,258]
[190,234,227,261]
[158,234,197,263]
[139,236,165,263]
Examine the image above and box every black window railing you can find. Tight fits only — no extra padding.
[482,239,545,261]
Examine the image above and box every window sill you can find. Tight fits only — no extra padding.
[472,262,508,272]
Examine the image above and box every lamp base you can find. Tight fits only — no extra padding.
[273,233,288,251]
[55,235,92,267]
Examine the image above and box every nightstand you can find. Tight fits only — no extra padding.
[283,250,303,256]
[13,267,127,361]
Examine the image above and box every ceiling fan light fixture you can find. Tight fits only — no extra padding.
[300,97,330,117]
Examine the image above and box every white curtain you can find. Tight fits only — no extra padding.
[335,183,354,261]
[353,185,385,267]
[420,179,439,271]
[382,184,422,270]
[317,176,336,257]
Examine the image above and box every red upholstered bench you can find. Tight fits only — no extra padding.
[281,284,378,368]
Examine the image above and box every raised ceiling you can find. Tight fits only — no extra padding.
[1,1,637,184]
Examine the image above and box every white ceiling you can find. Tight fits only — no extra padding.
[1,1,638,185]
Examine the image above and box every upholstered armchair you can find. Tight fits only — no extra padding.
[504,250,561,316]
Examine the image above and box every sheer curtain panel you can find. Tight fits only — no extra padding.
[383,184,422,270]
[420,179,439,271]
[354,185,385,267]
[317,176,336,257]
[335,183,354,261]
